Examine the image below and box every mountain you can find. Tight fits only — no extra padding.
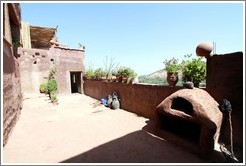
[139,69,167,78]
[138,69,167,85]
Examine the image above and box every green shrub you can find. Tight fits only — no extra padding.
[94,68,106,80]
[103,56,120,78]
[117,66,137,78]
[39,83,47,93]
[84,69,95,80]
[48,67,56,80]
[163,57,181,73]
[47,79,57,93]
[181,54,206,87]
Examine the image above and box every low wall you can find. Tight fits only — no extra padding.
[84,81,182,119]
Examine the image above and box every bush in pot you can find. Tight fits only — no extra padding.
[181,54,206,87]
[39,83,47,93]
[110,69,118,82]
[117,66,137,83]
[163,57,181,86]
[94,68,106,81]
[84,68,95,80]
[47,79,57,98]
[50,94,58,105]
[103,56,119,81]
[46,67,58,103]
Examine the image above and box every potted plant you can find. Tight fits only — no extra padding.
[94,68,106,81]
[181,54,206,87]
[117,66,137,83]
[84,68,95,80]
[47,78,57,98]
[127,67,137,84]
[39,82,47,93]
[46,67,58,100]
[111,69,118,82]
[50,94,58,105]
[163,57,181,86]
[116,67,125,82]
[103,56,119,82]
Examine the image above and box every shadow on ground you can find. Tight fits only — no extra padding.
[61,120,232,163]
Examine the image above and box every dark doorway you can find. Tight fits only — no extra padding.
[70,72,82,93]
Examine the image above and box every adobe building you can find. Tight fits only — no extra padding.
[19,22,85,94]
[3,3,23,146]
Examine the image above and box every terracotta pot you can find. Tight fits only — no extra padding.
[122,76,128,83]
[54,42,59,46]
[196,42,213,58]
[52,100,58,105]
[50,40,56,45]
[167,72,179,87]
[116,75,122,82]
[111,75,117,82]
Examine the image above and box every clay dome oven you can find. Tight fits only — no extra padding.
[155,88,223,155]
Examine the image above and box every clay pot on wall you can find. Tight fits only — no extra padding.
[50,40,55,45]
[54,42,59,46]
[196,42,213,58]
[111,75,117,82]
[167,72,179,87]
[122,76,128,83]
[116,75,122,82]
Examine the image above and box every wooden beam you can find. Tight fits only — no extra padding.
[8,3,21,26]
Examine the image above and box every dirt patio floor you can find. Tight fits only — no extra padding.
[3,93,226,164]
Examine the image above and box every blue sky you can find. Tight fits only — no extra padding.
[21,2,244,75]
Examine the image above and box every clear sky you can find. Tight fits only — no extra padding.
[20,1,244,75]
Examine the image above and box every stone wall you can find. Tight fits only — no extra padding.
[84,81,183,119]
[206,52,243,150]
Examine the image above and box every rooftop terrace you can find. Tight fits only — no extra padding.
[3,93,225,163]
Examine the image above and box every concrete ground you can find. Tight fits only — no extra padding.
[3,93,223,164]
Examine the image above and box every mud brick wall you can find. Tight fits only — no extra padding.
[19,46,85,94]
[84,81,182,119]
[50,47,85,94]
[3,3,22,147]
[206,52,243,152]
[19,48,51,93]
[3,39,23,146]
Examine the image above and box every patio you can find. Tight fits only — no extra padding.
[3,93,225,163]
